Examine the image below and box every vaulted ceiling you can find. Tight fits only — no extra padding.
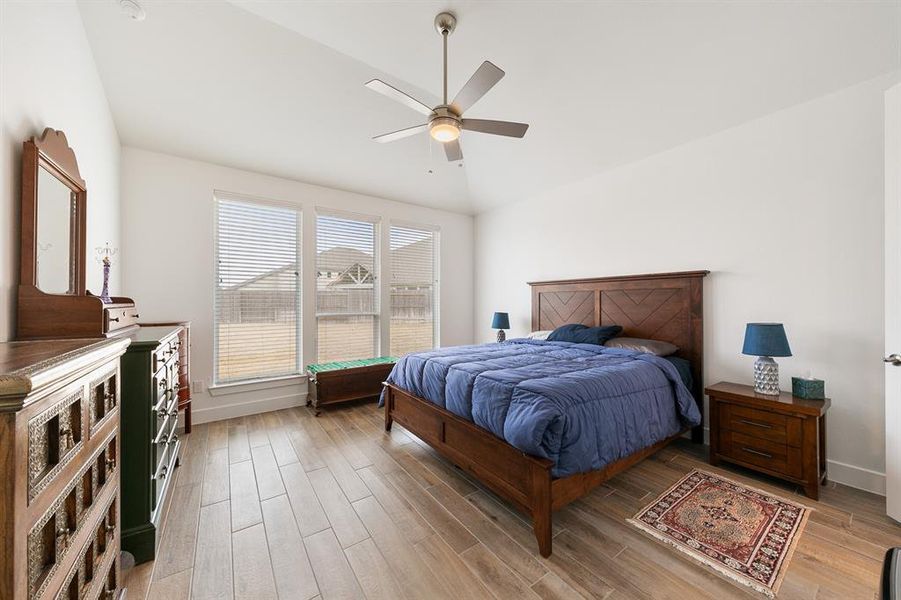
[78,1,900,214]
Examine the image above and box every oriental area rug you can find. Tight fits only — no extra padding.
[628,469,810,597]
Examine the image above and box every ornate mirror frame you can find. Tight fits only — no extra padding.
[20,128,87,295]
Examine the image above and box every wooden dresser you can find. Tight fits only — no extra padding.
[120,326,183,563]
[707,381,830,499]
[0,337,130,600]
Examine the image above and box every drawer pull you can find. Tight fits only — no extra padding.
[741,447,773,459]
[104,588,116,599]
[106,457,117,471]
[159,465,168,480]
[60,427,73,450]
[738,419,773,429]
[106,522,116,537]
[109,317,120,323]
[57,527,71,545]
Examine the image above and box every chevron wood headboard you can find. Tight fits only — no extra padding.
[528,270,709,441]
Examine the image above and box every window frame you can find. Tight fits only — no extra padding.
[313,208,382,364]
[212,191,303,386]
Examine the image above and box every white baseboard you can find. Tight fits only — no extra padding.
[192,392,308,424]
[826,459,886,496]
[701,427,886,496]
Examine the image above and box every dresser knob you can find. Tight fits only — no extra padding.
[105,522,116,536]
[106,458,116,470]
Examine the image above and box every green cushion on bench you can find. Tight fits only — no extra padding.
[306,356,397,374]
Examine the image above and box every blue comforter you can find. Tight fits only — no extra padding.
[381,339,701,477]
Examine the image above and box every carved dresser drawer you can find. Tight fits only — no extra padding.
[120,325,183,564]
[0,337,130,600]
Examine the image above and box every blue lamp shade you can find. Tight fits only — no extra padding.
[491,312,510,330]
[742,323,792,357]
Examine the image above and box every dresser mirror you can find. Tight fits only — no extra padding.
[35,166,76,293]
[20,127,86,296]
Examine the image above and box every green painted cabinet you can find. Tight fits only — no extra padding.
[120,325,183,563]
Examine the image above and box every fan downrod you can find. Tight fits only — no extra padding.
[434,12,457,35]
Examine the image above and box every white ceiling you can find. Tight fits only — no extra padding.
[78,1,900,214]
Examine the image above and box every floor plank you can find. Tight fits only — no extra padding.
[309,466,370,548]
[261,495,320,600]
[148,568,193,600]
[344,538,408,600]
[229,460,263,531]
[153,482,202,580]
[201,447,229,506]
[304,528,366,600]
[232,523,278,600]
[281,461,331,537]
[191,501,233,600]
[228,421,252,464]
[352,495,453,600]
[252,444,287,500]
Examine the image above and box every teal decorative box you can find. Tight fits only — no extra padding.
[792,377,825,399]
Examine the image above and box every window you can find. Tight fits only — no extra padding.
[390,224,439,356]
[214,197,300,384]
[316,213,379,363]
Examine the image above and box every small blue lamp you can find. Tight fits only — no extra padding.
[742,323,792,395]
[491,312,510,343]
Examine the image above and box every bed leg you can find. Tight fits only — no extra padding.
[530,462,552,557]
[384,387,394,432]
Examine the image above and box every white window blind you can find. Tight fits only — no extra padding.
[215,198,300,384]
[390,225,438,356]
[316,213,379,363]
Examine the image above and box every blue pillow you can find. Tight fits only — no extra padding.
[547,323,622,345]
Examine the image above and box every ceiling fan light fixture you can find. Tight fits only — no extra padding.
[429,117,460,142]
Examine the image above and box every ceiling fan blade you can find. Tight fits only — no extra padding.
[365,79,433,116]
[450,61,505,115]
[444,138,463,162]
[372,123,428,143]
[462,119,529,138]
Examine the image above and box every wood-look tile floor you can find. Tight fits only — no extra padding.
[125,403,896,599]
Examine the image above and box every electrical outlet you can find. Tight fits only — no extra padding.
[191,380,205,394]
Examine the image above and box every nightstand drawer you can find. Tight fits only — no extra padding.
[720,405,802,447]
[719,431,802,479]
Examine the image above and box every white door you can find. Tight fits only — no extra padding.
[886,81,901,520]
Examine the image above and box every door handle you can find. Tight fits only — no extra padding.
[886,354,901,366]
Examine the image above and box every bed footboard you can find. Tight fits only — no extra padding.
[383,383,555,556]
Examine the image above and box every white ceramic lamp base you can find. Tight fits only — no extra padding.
[753,356,780,395]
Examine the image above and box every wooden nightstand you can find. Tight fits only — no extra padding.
[706,381,830,500]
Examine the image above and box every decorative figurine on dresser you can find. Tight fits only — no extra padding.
[14,128,189,567]
[0,336,130,600]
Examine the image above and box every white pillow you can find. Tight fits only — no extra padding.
[527,330,552,340]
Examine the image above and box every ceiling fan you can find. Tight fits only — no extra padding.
[365,12,529,162]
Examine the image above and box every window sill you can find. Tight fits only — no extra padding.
[208,374,307,397]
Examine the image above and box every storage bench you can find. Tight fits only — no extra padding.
[306,357,396,415]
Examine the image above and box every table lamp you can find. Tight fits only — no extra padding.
[492,312,510,343]
[742,323,792,395]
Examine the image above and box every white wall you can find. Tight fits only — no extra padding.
[475,72,900,495]
[0,0,121,341]
[121,147,473,423]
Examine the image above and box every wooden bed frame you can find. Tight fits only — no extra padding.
[383,270,708,556]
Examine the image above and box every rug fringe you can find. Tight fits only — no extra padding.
[627,518,776,598]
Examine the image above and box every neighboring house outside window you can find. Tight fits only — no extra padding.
[390,224,439,356]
